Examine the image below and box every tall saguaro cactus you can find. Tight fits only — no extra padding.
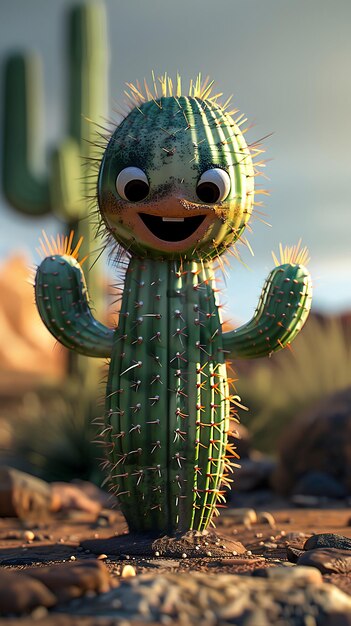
[2,3,108,384]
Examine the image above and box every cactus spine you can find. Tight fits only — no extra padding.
[35,76,313,535]
[3,3,108,384]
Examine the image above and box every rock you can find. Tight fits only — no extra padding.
[61,571,351,622]
[25,559,112,603]
[290,494,326,507]
[252,565,323,584]
[286,545,305,562]
[0,466,52,520]
[235,457,276,492]
[323,612,351,626]
[298,548,351,574]
[293,471,348,498]
[272,386,351,496]
[0,570,56,615]
[284,531,309,542]
[257,511,276,527]
[224,507,257,525]
[304,533,351,551]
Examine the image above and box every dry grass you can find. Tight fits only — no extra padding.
[236,314,351,453]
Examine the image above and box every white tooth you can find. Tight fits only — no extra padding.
[162,217,185,222]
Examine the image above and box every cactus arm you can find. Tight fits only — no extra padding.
[2,54,50,215]
[34,255,114,358]
[222,263,312,359]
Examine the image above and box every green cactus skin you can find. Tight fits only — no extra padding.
[35,84,313,535]
[35,254,114,358]
[2,4,108,385]
[223,263,312,359]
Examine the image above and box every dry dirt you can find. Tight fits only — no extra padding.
[1,501,351,624]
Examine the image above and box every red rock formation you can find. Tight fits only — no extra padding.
[0,254,65,378]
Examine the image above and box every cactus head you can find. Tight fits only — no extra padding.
[98,76,255,260]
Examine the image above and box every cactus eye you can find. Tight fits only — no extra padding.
[196,168,231,203]
[116,167,149,202]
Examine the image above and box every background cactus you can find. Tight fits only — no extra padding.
[2,3,108,386]
[35,76,312,535]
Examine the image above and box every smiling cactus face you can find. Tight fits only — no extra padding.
[98,84,255,260]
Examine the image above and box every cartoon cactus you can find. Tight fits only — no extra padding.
[35,76,312,535]
[2,3,108,384]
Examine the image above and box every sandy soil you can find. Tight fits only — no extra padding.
[1,500,351,626]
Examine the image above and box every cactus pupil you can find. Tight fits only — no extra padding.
[196,182,221,203]
[124,179,149,202]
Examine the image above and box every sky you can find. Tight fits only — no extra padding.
[0,0,350,322]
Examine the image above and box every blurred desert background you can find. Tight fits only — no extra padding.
[0,0,350,492]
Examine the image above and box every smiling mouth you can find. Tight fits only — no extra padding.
[139,213,206,242]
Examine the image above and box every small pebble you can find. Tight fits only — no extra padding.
[206,551,212,557]
[70,555,76,561]
[23,530,35,542]
[258,512,276,527]
[155,551,160,557]
[226,508,257,525]
[97,554,108,560]
[182,553,187,559]
[121,565,137,578]
[30,606,48,619]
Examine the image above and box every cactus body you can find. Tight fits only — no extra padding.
[3,4,108,385]
[104,257,230,533]
[35,77,313,535]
